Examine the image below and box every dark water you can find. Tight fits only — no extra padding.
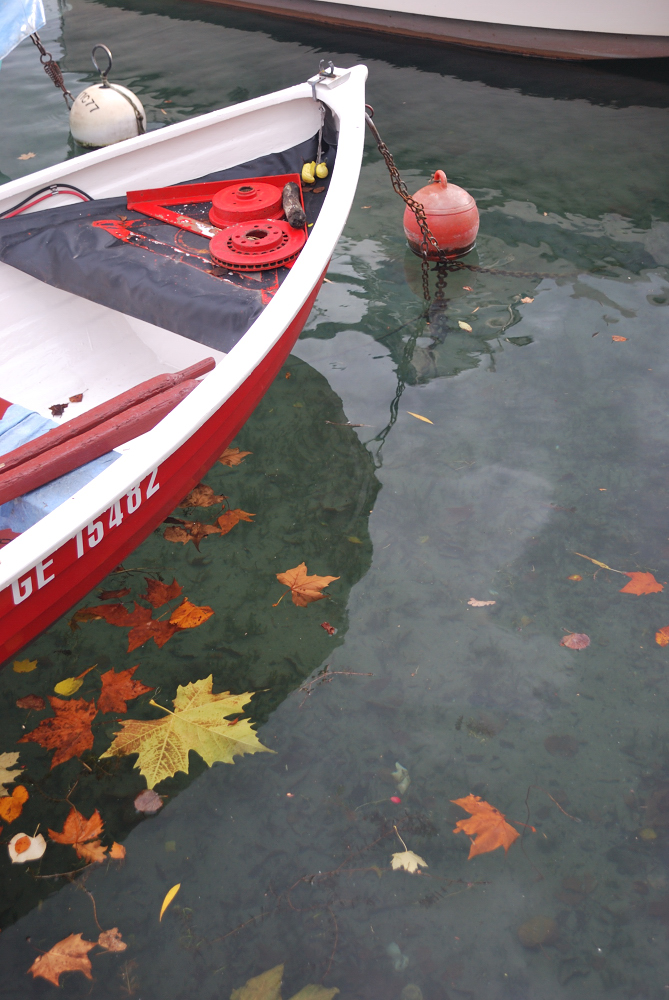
[2,3,669,998]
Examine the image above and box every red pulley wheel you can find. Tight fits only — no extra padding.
[209,219,306,272]
[209,182,283,226]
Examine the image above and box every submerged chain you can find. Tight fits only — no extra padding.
[30,33,74,108]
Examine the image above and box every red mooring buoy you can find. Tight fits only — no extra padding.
[403,170,479,260]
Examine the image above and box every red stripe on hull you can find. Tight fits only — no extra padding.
[0,281,322,664]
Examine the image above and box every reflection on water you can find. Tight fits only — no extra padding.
[1,1,669,997]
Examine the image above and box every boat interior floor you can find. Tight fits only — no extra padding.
[0,135,334,424]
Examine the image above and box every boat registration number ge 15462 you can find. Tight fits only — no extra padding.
[9,468,160,607]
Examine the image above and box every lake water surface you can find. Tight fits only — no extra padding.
[1,4,669,998]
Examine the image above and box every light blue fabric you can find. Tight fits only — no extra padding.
[0,0,45,62]
[0,402,120,533]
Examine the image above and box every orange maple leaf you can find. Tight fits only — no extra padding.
[275,562,340,608]
[98,666,154,714]
[219,446,252,466]
[216,509,255,536]
[48,806,107,862]
[140,577,183,608]
[126,606,179,653]
[180,483,226,507]
[656,626,669,647]
[169,598,214,629]
[451,794,520,859]
[19,697,96,767]
[28,933,96,986]
[619,572,663,595]
[0,785,28,823]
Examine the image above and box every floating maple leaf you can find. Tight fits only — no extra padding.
[275,563,340,608]
[230,964,339,1000]
[164,519,220,550]
[391,850,428,873]
[13,658,37,673]
[101,675,272,789]
[560,632,590,649]
[619,572,663,595]
[140,577,183,608]
[28,933,96,986]
[452,794,520,859]
[98,666,154,714]
[98,928,127,952]
[48,806,107,862]
[180,483,226,507]
[0,785,28,823]
[0,751,21,792]
[216,508,255,536]
[126,607,179,653]
[219,446,252,467]
[19,697,96,767]
[169,598,214,629]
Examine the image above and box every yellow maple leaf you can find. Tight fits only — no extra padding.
[13,659,37,673]
[230,964,339,1000]
[101,676,272,788]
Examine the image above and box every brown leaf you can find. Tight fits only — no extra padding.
[180,483,226,507]
[219,446,252,466]
[163,524,192,545]
[620,572,663,595]
[19,697,96,767]
[451,794,521,858]
[560,632,590,649]
[75,839,108,863]
[98,927,127,952]
[164,520,220,550]
[69,393,84,403]
[97,587,130,600]
[28,933,96,986]
[48,806,104,847]
[140,577,183,608]
[127,616,179,653]
[320,622,336,635]
[16,694,46,711]
[49,403,68,418]
[0,785,28,823]
[169,598,214,630]
[216,509,255,536]
[98,666,154,714]
[275,562,339,607]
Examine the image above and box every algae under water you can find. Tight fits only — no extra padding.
[1,2,669,997]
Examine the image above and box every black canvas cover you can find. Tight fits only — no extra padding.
[0,134,334,354]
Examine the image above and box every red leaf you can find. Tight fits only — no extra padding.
[19,697,96,768]
[98,666,154,714]
[140,577,183,608]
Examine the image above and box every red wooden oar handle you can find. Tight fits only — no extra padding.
[0,379,200,507]
[0,357,215,475]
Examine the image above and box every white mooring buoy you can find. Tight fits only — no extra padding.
[69,44,146,148]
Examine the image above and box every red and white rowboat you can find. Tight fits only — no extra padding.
[0,63,367,663]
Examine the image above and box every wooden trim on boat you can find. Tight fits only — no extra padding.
[189,0,669,59]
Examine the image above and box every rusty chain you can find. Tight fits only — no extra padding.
[30,33,74,109]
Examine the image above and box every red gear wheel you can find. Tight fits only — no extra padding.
[209,218,306,272]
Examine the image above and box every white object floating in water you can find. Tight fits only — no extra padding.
[70,45,145,148]
[8,832,46,863]
[386,941,409,971]
[391,761,410,795]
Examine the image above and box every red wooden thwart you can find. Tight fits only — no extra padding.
[0,380,200,507]
[0,357,215,475]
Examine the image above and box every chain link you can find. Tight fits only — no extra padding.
[30,33,74,108]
